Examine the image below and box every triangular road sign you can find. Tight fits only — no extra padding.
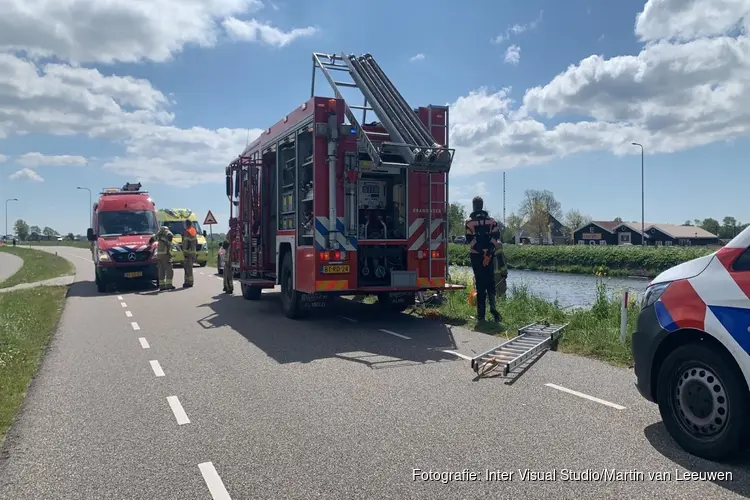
[203,210,218,225]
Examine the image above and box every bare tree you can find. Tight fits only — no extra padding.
[564,210,590,243]
[518,190,562,243]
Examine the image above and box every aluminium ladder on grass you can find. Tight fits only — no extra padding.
[470,321,568,377]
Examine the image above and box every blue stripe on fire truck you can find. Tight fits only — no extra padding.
[314,216,356,251]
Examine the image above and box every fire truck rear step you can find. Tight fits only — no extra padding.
[470,321,568,377]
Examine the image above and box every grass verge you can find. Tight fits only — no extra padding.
[448,242,715,278]
[0,247,75,289]
[0,286,68,441]
[413,266,638,367]
[25,241,90,249]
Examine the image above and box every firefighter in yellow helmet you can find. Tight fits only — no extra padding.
[150,225,175,290]
[182,219,197,288]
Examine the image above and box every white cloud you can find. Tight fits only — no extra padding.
[16,152,88,167]
[449,0,750,178]
[9,168,44,182]
[222,17,317,47]
[0,154,7,163]
[491,11,543,44]
[409,53,425,62]
[0,0,266,65]
[0,52,253,186]
[504,45,520,65]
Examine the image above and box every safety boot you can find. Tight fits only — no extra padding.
[488,293,501,323]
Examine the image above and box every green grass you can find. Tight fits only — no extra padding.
[448,242,715,278]
[25,240,90,249]
[0,246,75,289]
[0,286,68,441]
[415,267,638,367]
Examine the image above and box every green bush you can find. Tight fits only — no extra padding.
[447,243,715,277]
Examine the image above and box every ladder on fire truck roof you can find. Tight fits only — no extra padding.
[311,52,455,174]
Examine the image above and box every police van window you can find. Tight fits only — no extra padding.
[732,247,750,271]
[99,211,158,236]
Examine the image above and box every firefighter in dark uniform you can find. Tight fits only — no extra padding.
[465,196,502,323]
[222,228,234,294]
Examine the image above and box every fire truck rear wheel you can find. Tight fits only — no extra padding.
[241,283,262,300]
[280,252,302,319]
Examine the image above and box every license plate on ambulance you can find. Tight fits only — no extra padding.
[322,265,349,274]
[124,271,143,278]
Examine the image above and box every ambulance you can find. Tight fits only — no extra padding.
[632,226,750,460]
[156,208,209,267]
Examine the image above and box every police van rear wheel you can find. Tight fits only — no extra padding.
[656,343,750,461]
[280,252,301,319]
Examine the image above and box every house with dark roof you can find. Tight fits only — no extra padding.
[515,213,568,245]
[573,220,719,246]
[572,221,621,245]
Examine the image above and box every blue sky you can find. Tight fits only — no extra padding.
[1,0,748,236]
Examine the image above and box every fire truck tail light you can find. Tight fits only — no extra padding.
[327,98,336,111]
[318,250,346,261]
[416,250,440,259]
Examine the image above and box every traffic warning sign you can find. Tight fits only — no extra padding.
[203,210,218,225]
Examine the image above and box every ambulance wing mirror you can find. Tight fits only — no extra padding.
[225,174,231,197]
[203,230,207,238]
[87,228,95,241]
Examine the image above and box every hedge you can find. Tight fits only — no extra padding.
[447,243,716,277]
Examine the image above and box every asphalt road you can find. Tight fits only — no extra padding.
[0,252,22,283]
[1,246,749,499]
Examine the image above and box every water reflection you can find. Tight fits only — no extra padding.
[450,266,649,309]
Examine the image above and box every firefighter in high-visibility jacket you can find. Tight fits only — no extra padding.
[150,226,175,290]
[182,220,197,288]
[465,196,502,323]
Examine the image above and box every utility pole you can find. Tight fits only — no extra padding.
[77,187,92,228]
[503,171,506,229]
[5,198,18,240]
[631,142,645,246]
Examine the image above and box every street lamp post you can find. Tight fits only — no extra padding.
[77,187,92,227]
[631,142,645,246]
[5,198,18,240]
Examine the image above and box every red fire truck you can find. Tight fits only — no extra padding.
[225,52,461,318]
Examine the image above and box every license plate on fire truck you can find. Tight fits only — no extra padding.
[124,271,143,278]
[322,265,349,274]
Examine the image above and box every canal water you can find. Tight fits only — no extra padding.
[450,266,649,309]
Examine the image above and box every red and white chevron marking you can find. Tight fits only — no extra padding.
[407,218,444,252]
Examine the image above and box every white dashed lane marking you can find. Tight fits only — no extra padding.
[442,350,473,361]
[339,316,358,323]
[125,311,133,318]
[545,383,626,410]
[121,302,127,308]
[139,338,150,349]
[150,360,165,377]
[379,329,411,340]
[167,396,191,425]
[117,295,123,300]
[131,322,140,331]
[198,462,232,500]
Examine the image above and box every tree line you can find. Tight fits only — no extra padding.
[448,190,749,243]
[11,219,73,241]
